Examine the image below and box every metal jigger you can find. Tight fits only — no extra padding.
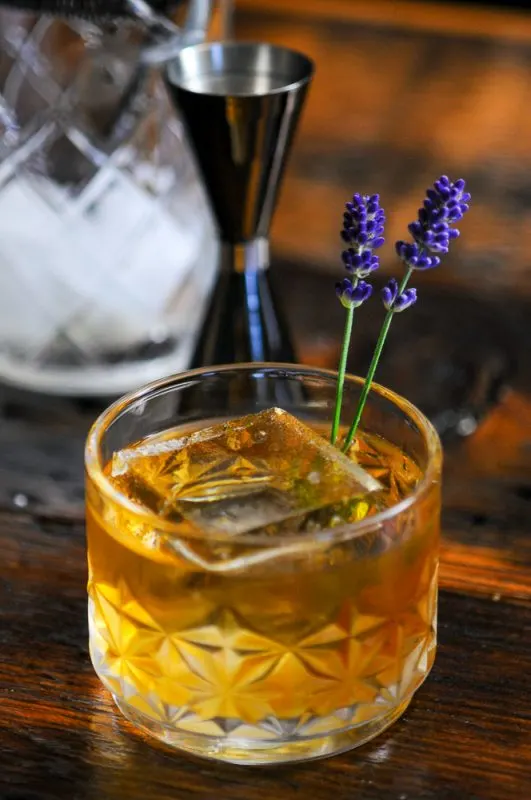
[166,41,314,367]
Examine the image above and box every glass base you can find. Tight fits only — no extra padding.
[114,696,412,765]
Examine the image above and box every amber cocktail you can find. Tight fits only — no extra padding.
[85,364,441,764]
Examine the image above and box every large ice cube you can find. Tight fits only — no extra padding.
[111,408,381,536]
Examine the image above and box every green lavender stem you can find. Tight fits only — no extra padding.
[331,305,355,445]
[342,267,414,452]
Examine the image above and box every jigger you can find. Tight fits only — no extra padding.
[166,41,314,366]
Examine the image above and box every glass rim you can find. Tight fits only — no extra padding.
[85,362,442,545]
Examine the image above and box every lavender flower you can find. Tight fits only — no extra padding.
[396,176,471,269]
[395,241,440,271]
[331,192,384,447]
[342,248,380,278]
[382,278,417,312]
[341,193,386,248]
[339,175,471,452]
[341,193,385,278]
[336,278,373,309]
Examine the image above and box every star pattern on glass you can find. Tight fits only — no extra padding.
[89,574,437,738]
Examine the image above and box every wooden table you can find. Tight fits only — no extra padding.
[1,2,531,798]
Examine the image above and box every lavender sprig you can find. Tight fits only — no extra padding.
[341,176,471,453]
[331,194,385,445]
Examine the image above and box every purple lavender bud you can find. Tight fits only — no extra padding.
[364,254,380,275]
[382,279,417,312]
[396,240,413,262]
[382,278,399,310]
[415,253,441,270]
[341,192,386,254]
[336,278,373,309]
[342,249,358,269]
[409,221,423,239]
[350,279,373,307]
[405,176,471,259]
[396,237,443,270]
[434,176,452,200]
[343,248,381,278]
[336,278,351,302]
[393,288,417,313]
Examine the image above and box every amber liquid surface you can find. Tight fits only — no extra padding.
[87,417,439,747]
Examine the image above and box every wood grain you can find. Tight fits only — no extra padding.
[1,1,531,798]
[1,504,530,800]
[2,575,530,800]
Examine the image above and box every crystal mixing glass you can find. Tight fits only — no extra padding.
[0,1,221,395]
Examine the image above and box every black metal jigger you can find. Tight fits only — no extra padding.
[166,41,314,367]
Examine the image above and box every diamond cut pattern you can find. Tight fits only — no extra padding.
[0,14,215,385]
[88,571,437,740]
[88,413,438,742]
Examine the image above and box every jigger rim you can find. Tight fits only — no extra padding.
[166,40,315,98]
